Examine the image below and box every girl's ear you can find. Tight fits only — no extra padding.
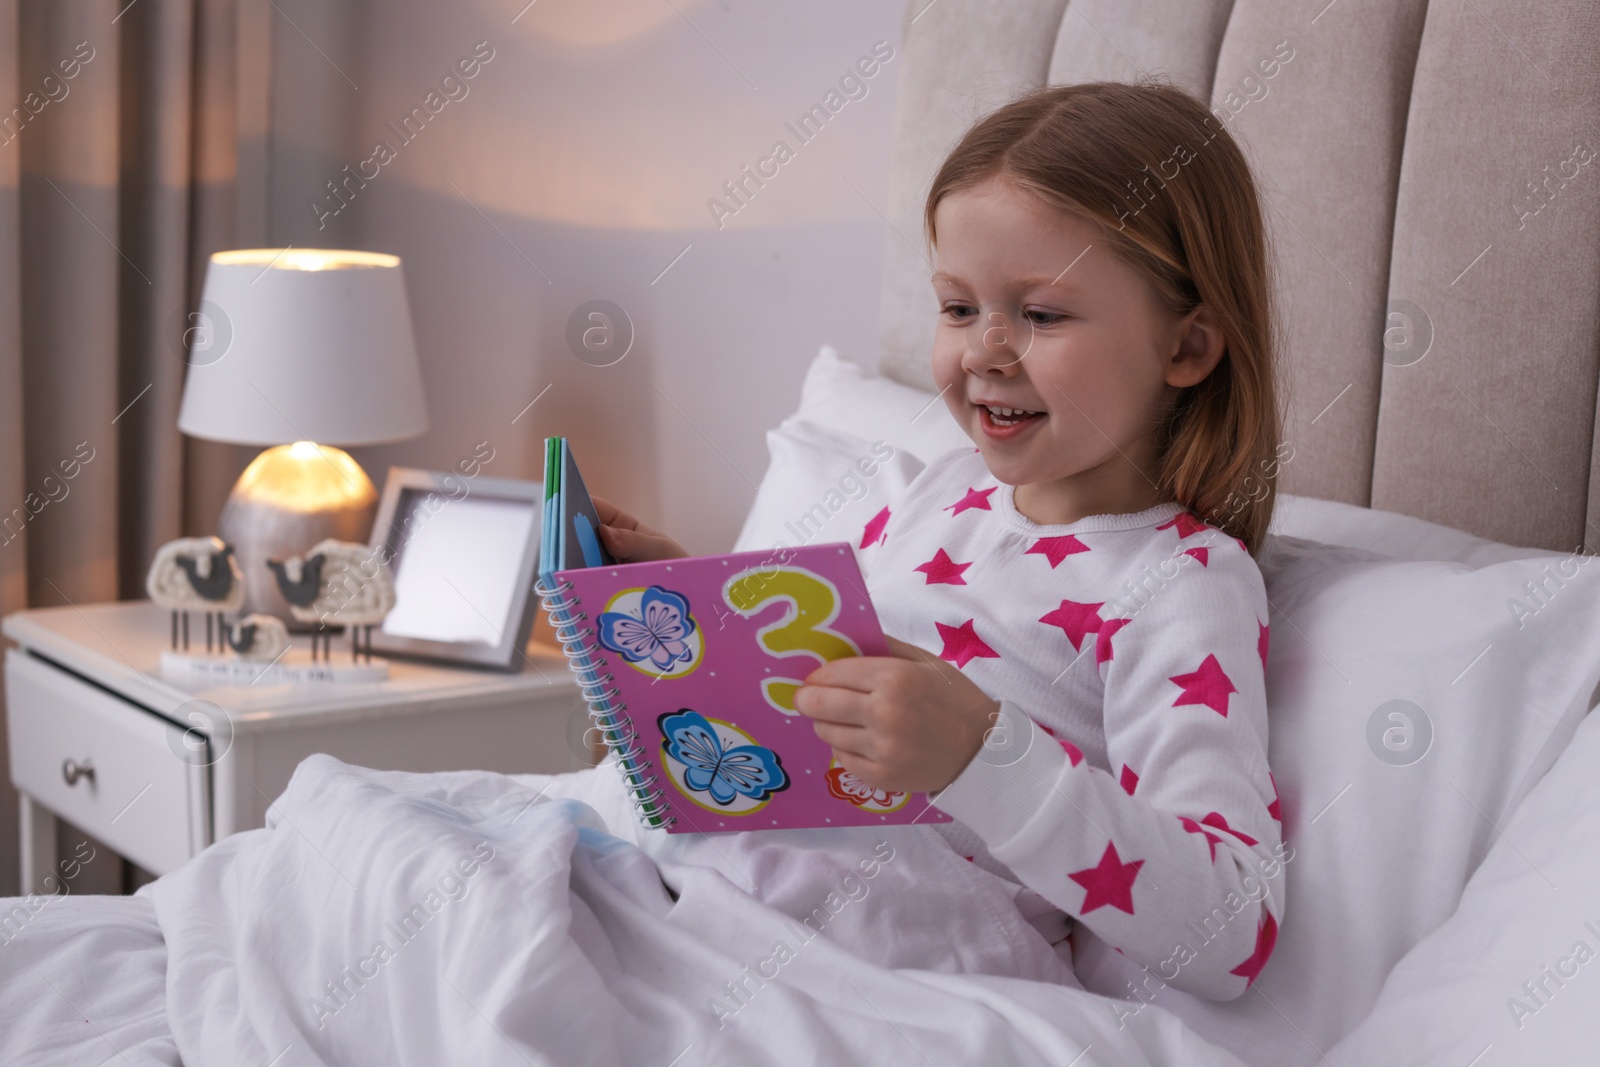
[1165,305,1227,389]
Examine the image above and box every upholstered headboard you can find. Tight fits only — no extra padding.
[877,0,1600,553]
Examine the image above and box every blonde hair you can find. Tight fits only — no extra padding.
[924,80,1283,556]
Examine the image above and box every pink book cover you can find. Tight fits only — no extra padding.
[557,542,953,833]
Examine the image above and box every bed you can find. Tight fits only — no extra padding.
[6,0,1600,1064]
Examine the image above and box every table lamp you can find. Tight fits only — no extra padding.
[177,249,429,626]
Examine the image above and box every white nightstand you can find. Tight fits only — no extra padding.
[4,600,590,894]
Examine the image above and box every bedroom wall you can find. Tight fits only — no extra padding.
[0,0,904,899]
[265,0,907,556]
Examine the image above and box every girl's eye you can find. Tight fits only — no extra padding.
[1026,309,1070,326]
[941,303,977,321]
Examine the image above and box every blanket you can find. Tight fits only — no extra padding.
[142,755,1252,1066]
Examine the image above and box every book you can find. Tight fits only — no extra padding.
[533,437,951,834]
[542,437,616,575]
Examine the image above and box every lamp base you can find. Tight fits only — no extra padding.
[216,443,378,630]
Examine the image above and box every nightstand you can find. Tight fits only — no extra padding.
[4,600,591,894]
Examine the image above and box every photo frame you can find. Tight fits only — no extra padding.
[366,466,543,670]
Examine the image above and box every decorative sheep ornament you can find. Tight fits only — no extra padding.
[219,613,292,663]
[146,536,245,651]
[266,539,395,662]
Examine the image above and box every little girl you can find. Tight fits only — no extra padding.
[593,80,1288,1004]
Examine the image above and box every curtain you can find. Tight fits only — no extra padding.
[0,0,271,895]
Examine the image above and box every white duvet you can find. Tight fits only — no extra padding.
[10,717,1600,1067]
[130,754,1250,1067]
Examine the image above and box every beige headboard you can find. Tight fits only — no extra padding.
[878,0,1600,553]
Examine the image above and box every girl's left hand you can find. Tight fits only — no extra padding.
[794,635,1000,794]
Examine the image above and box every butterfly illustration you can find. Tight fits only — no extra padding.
[659,709,788,806]
[597,585,698,673]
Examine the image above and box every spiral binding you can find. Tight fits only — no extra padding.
[534,574,675,829]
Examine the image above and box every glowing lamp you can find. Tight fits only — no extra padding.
[177,249,428,625]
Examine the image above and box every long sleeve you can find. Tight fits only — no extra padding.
[927,535,1286,1001]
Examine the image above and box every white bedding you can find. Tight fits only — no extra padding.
[0,754,1256,1067]
[0,895,178,1066]
[6,705,1600,1066]
[1328,698,1600,1062]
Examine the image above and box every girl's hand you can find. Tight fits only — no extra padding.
[794,635,1000,794]
[590,496,690,563]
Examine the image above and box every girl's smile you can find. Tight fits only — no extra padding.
[974,401,1046,438]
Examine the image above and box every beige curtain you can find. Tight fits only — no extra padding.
[0,0,271,895]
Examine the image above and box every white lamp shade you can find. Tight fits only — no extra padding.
[177,249,429,446]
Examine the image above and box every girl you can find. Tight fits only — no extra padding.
[593,80,1288,1004]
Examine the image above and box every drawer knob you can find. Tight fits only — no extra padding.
[62,758,96,787]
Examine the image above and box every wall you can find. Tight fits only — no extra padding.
[267,0,906,555]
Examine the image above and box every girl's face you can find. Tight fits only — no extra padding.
[930,176,1223,525]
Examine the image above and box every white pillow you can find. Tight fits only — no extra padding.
[1269,493,1568,567]
[732,415,926,554]
[797,344,971,465]
[1326,696,1600,1063]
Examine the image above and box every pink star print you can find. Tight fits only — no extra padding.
[1201,812,1258,846]
[944,486,996,516]
[1025,535,1090,568]
[1036,722,1084,767]
[1119,765,1139,795]
[914,548,972,586]
[1178,815,1223,863]
[1230,911,1279,987]
[1169,653,1237,716]
[1267,773,1282,822]
[860,506,890,549]
[1156,511,1209,539]
[1068,842,1143,915]
[935,619,1000,669]
[1257,619,1270,668]
[1183,547,1210,567]
[1039,599,1104,651]
[1096,617,1131,666]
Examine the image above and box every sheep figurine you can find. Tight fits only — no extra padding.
[266,539,395,662]
[219,613,291,663]
[146,535,245,651]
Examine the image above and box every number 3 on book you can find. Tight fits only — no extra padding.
[723,567,862,716]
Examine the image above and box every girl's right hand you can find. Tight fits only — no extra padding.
[590,496,690,563]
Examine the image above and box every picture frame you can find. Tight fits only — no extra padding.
[366,466,544,670]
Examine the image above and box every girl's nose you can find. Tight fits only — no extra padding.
[961,308,1029,373]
